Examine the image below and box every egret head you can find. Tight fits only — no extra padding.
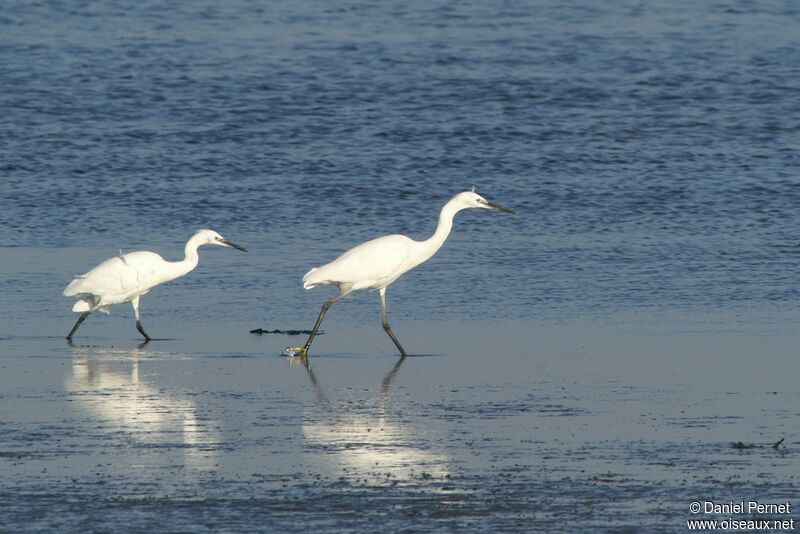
[454,190,517,215]
[194,229,248,252]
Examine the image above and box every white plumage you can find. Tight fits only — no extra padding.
[63,229,247,342]
[288,190,516,358]
[65,251,168,313]
[302,234,416,292]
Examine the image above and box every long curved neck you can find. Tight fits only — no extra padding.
[162,235,203,282]
[181,234,203,273]
[415,198,463,265]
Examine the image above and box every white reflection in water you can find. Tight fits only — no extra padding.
[65,345,218,471]
[298,356,450,484]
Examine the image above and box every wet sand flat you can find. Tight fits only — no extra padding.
[1,316,797,532]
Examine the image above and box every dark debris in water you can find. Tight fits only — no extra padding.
[249,328,322,336]
[731,438,786,450]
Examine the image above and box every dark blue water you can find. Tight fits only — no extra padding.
[3,0,800,324]
[2,1,800,532]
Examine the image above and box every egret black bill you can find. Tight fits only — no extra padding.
[221,239,248,252]
[486,200,517,215]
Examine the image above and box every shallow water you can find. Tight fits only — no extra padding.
[1,317,798,532]
[2,0,800,531]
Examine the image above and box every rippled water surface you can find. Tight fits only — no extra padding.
[1,1,799,532]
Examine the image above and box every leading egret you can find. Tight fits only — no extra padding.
[63,229,247,342]
[287,190,516,357]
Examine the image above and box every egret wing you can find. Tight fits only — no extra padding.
[64,251,166,304]
[324,234,414,287]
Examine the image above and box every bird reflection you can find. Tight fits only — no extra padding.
[65,345,218,471]
[295,355,450,485]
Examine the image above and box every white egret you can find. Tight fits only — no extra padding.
[288,190,516,357]
[63,229,247,342]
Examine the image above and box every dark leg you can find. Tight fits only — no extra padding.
[66,312,90,341]
[301,296,339,354]
[136,321,151,343]
[292,287,353,357]
[131,296,151,342]
[380,288,408,356]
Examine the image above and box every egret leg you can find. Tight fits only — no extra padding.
[301,297,337,354]
[131,296,151,342]
[66,312,90,341]
[298,289,350,356]
[379,287,408,356]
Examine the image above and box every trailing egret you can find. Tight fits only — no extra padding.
[288,190,516,357]
[63,229,247,342]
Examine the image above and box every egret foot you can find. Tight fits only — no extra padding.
[283,346,307,358]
